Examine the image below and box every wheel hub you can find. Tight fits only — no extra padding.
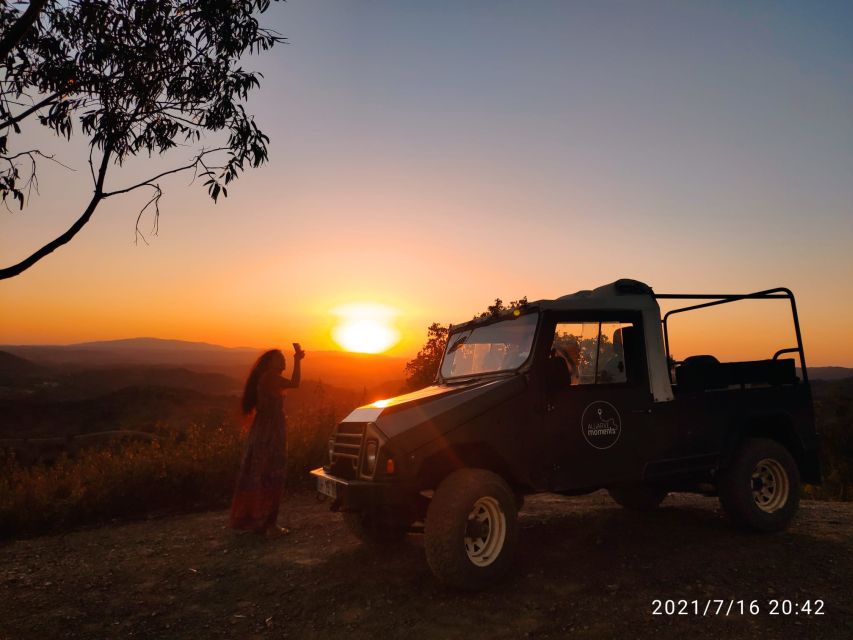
[464,496,507,567]
[465,518,490,540]
[751,458,790,513]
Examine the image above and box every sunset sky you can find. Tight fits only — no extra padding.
[2,1,852,367]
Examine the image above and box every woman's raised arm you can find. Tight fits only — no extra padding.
[278,346,304,389]
[258,347,304,392]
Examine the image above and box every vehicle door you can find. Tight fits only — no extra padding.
[541,312,655,490]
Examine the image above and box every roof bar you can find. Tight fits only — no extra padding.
[654,288,808,384]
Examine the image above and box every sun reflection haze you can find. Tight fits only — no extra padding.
[331,303,401,354]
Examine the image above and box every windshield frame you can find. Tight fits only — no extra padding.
[437,310,540,382]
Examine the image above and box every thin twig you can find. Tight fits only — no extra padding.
[1,150,75,171]
[133,184,162,245]
[1,149,75,207]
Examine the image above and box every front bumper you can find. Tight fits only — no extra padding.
[310,467,411,511]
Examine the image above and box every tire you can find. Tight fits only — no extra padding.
[608,485,667,511]
[424,469,518,590]
[718,438,801,532]
[343,511,409,546]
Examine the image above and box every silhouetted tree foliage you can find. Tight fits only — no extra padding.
[553,331,611,373]
[473,297,528,321]
[404,322,448,391]
[405,297,528,390]
[0,0,284,279]
[811,379,853,500]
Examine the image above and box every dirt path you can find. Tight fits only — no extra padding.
[1,491,851,639]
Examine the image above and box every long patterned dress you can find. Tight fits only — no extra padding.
[229,371,289,531]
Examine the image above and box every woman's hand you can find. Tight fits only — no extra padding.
[293,342,306,361]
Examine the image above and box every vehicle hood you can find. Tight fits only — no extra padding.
[340,375,526,448]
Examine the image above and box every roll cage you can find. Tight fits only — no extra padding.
[655,288,808,383]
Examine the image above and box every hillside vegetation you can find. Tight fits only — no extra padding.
[811,378,853,500]
[0,343,850,538]
[0,393,340,538]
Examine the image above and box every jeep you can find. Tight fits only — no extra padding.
[311,279,820,589]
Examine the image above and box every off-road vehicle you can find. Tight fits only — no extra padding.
[312,279,819,589]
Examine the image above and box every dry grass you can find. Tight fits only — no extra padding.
[1,381,850,538]
[0,402,338,538]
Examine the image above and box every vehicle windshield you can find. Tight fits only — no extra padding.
[440,312,538,379]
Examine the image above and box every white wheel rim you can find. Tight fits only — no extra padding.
[751,458,789,513]
[464,496,506,567]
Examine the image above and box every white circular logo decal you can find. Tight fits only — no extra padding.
[581,401,622,449]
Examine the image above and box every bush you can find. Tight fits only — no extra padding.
[808,379,853,500]
[0,402,338,538]
[2,378,850,538]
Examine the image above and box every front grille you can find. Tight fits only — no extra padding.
[330,423,365,478]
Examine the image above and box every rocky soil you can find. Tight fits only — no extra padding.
[1,491,851,639]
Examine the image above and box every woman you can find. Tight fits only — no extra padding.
[229,344,305,537]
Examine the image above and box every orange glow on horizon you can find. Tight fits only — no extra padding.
[330,303,402,354]
[1,4,851,370]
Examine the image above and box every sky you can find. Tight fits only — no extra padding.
[1,0,852,366]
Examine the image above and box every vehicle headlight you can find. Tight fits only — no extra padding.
[364,439,378,475]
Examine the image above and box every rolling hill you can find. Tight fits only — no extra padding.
[0,338,409,390]
[0,342,401,442]
[0,350,44,385]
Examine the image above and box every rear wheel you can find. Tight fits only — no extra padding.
[608,485,668,511]
[343,511,409,546]
[425,469,518,590]
[718,438,800,532]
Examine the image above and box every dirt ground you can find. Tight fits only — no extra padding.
[1,491,851,640]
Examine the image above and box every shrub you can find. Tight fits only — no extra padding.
[808,380,853,500]
[0,402,338,538]
[2,378,851,538]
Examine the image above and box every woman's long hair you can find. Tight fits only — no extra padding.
[242,349,284,415]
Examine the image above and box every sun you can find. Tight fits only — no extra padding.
[331,303,401,354]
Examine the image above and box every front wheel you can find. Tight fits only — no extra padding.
[424,469,518,590]
[718,438,801,532]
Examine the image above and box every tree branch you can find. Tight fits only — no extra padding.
[0,0,50,62]
[0,91,61,132]
[101,147,227,197]
[0,146,111,280]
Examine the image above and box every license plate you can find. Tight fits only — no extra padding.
[317,475,338,499]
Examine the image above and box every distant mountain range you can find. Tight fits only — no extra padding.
[1,338,260,370]
[0,339,400,441]
[0,338,409,390]
[0,339,850,445]
[2,338,850,384]
[804,367,853,381]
